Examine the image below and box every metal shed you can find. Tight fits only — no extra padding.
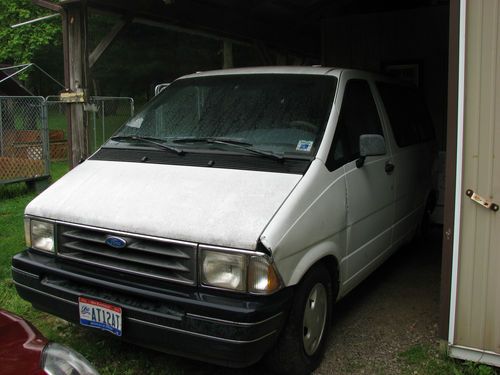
[33,0,500,367]
[446,0,500,366]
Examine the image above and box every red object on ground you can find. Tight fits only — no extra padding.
[0,310,48,375]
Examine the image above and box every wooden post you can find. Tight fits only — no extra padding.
[62,1,89,168]
[223,40,233,69]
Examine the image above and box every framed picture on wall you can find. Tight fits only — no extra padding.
[382,61,422,87]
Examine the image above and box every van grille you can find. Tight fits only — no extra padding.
[57,224,197,285]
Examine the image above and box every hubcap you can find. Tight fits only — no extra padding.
[302,283,327,356]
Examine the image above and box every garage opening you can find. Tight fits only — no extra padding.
[36,0,457,373]
[319,2,451,372]
[91,1,452,370]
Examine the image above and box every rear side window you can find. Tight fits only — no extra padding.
[376,83,434,147]
[326,79,383,171]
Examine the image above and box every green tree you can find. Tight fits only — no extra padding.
[0,0,60,65]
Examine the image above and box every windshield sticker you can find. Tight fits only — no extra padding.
[126,117,144,128]
[296,140,313,152]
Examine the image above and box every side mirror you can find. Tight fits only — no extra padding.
[356,134,386,168]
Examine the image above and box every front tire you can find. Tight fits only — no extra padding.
[266,264,333,375]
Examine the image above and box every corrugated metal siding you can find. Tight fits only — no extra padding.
[454,0,500,353]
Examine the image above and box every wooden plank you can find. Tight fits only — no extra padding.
[222,41,233,69]
[89,18,129,68]
[68,0,320,58]
[32,0,63,12]
[62,3,89,168]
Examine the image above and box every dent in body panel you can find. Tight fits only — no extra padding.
[261,159,347,286]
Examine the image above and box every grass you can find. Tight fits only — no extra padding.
[1,164,499,375]
[0,162,186,375]
[46,103,133,152]
[399,345,498,375]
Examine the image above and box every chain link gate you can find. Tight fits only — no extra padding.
[86,96,135,153]
[0,96,49,184]
[45,96,134,155]
[0,96,134,185]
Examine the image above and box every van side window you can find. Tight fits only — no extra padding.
[326,79,383,171]
[376,82,434,147]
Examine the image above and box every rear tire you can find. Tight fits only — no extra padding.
[266,264,333,375]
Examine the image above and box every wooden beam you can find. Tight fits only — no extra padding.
[32,0,63,12]
[132,17,253,47]
[222,41,233,69]
[62,2,89,168]
[89,18,129,68]
[78,0,319,58]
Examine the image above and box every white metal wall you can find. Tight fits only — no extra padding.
[450,0,500,365]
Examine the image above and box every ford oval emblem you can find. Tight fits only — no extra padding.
[105,236,127,249]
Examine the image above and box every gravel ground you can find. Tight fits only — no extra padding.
[189,227,443,375]
[314,227,442,375]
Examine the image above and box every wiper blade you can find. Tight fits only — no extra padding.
[172,137,252,146]
[110,135,184,155]
[172,137,283,161]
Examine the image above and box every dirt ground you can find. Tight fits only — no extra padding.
[190,226,443,375]
[315,227,442,374]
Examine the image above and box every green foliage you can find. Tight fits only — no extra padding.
[399,345,498,375]
[0,0,61,65]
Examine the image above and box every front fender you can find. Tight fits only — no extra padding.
[273,232,345,287]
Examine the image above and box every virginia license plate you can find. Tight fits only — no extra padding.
[79,297,122,336]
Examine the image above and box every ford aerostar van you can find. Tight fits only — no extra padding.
[12,67,435,375]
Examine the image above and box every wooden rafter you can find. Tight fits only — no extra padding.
[89,18,130,68]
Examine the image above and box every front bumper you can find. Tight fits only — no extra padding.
[12,250,293,368]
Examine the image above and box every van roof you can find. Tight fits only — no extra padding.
[180,66,342,79]
[177,66,414,87]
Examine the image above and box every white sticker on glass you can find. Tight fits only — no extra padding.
[296,140,313,152]
[126,117,144,128]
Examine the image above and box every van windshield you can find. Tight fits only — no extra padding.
[111,74,337,157]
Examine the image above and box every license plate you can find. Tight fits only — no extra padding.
[79,297,122,336]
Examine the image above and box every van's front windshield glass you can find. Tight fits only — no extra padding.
[111,74,337,157]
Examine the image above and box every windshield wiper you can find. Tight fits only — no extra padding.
[172,137,283,162]
[110,135,184,155]
[172,137,252,146]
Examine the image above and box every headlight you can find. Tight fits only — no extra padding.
[200,248,282,294]
[201,250,246,291]
[29,219,54,253]
[42,343,99,375]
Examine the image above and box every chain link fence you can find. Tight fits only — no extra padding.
[45,96,134,154]
[1,96,134,185]
[87,97,134,153]
[44,98,68,161]
[0,96,49,184]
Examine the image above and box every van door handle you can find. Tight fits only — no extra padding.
[385,162,395,174]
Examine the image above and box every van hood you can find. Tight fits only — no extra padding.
[25,160,302,250]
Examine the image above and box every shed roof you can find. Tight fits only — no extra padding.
[58,0,447,58]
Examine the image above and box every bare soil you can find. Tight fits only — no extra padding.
[314,227,442,375]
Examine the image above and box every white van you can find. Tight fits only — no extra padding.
[13,67,435,375]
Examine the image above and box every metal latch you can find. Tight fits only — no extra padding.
[465,189,499,212]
